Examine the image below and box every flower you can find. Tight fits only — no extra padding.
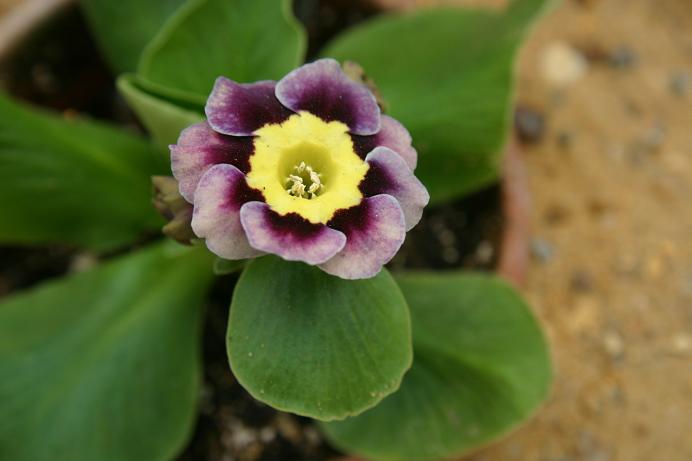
[170,59,429,279]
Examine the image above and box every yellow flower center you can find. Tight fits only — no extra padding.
[247,112,369,224]
[285,162,324,199]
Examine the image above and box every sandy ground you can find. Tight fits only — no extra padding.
[379,0,692,459]
[481,1,692,460]
[369,0,692,458]
[1,0,690,460]
[0,0,20,15]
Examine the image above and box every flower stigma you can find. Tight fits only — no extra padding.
[286,162,324,199]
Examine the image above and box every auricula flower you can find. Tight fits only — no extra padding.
[171,59,429,279]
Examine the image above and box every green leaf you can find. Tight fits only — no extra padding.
[0,242,215,461]
[323,0,551,203]
[80,0,188,73]
[139,0,307,101]
[118,74,204,147]
[213,257,245,275]
[0,92,167,250]
[228,256,412,421]
[321,272,552,461]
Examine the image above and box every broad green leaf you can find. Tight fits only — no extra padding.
[0,93,167,250]
[139,0,307,101]
[0,242,215,461]
[80,0,188,73]
[118,74,204,147]
[228,256,412,421]
[322,273,552,461]
[213,257,245,275]
[323,0,552,203]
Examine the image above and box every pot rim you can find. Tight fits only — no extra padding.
[0,0,74,63]
[497,137,532,286]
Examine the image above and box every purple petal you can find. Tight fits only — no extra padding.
[240,202,346,265]
[191,164,264,260]
[170,121,254,202]
[351,115,418,170]
[206,78,293,136]
[275,58,381,135]
[320,195,405,280]
[360,147,430,231]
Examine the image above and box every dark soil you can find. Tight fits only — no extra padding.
[0,3,502,460]
[0,246,75,296]
[391,187,502,271]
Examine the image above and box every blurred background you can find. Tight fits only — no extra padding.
[425,1,692,460]
[1,0,690,460]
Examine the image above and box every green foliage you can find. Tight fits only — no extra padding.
[228,256,412,421]
[212,257,245,275]
[118,74,204,147]
[323,0,550,203]
[0,93,166,250]
[321,272,552,461]
[138,0,306,103]
[80,0,188,72]
[0,243,215,461]
[0,1,554,458]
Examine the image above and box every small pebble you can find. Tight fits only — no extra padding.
[275,414,301,444]
[645,124,666,150]
[62,108,79,121]
[624,99,643,117]
[474,241,494,264]
[549,89,566,108]
[613,253,641,277]
[607,143,626,162]
[223,420,256,450]
[515,106,546,144]
[31,63,58,93]
[530,238,555,263]
[303,426,322,446]
[570,270,594,293]
[436,228,456,247]
[683,273,692,295]
[544,204,570,225]
[199,383,215,415]
[69,252,98,273]
[442,247,460,264]
[542,41,588,86]
[670,334,691,356]
[259,427,276,443]
[607,385,625,405]
[577,430,598,455]
[557,131,575,149]
[669,72,689,97]
[646,255,665,279]
[587,451,612,461]
[586,198,611,218]
[628,124,666,163]
[609,46,638,69]
[603,330,625,360]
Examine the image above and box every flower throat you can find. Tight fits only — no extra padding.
[286,162,324,199]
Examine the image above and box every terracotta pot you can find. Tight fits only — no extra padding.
[497,137,531,286]
[0,0,73,62]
